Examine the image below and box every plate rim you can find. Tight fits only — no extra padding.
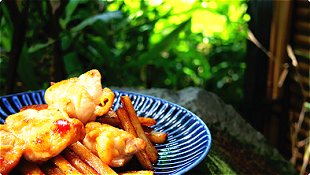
[0,89,212,174]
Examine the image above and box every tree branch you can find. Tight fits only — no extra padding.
[5,0,29,93]
[46,0,69,81]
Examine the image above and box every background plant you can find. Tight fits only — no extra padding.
[0,0,249,108]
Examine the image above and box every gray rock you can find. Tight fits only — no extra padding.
[113,86,291,163]
[114,87,264,141]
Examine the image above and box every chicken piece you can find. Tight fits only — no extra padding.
[44,69,115,124]
[4,108,85,162]
[20,104,48,112]
[83,122,146,167]
[0,125,24,174]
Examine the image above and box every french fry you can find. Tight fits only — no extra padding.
[121,96,158,164]
[96,115,120,127]
[116,108,153,170]
[69,141,117,175]
[137,117,156,127]
[20,104,48,111]
[97,110,156,127]
[62,148,99,175]
[105,110,119,118]
[142,126,154,133]
[145,131,168,144]
[17,159,45,175]
[97,116,157,127]
[116,108,137,136]
[51,155,82,175]
[40,163,64,175]
[143,126,168,143]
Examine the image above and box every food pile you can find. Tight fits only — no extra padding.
[0,69,167,175]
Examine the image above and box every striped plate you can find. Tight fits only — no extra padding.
[0,90,212,175]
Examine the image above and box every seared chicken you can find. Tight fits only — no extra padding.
[4,108,85,162]
[83,122,146,167]
[0,125,24,174]
[44,69,115,124]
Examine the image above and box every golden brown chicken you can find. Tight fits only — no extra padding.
[0,125,24,174]
[4,108,85,162]
[83,122,146,167]
[44,69,115,124]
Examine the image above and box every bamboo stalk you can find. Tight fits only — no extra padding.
[268,0,293,99]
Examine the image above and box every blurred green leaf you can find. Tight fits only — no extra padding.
[71,11,123,32]
[17,46,40,90]
[0,4,13,52]
[63,52,83,78]
[0,0,249,108]
[28,39,55,53]
[87,35,114,61]
[64,0,80,21]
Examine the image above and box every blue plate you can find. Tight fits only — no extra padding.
[0,90,212,175]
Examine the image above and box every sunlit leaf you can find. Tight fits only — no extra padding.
[137,18,191,64]
[191,10,226,36]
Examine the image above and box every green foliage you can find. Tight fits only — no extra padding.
[205,150,237,175]
[0,0,249,107]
